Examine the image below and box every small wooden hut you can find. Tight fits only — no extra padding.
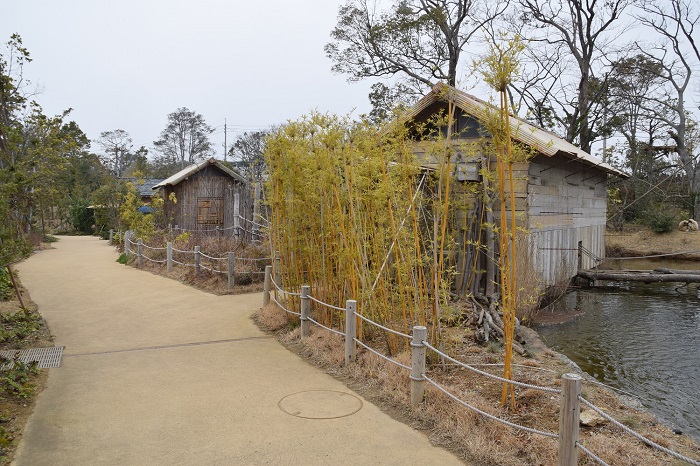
[152,158,251,234]
[405,83,628,294]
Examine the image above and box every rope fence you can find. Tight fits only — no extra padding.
[423,374,558,439]
[579,397,700,466]
[120,230,271,290]
[261,260,700,466]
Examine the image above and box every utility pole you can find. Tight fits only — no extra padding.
[224,118,227,161]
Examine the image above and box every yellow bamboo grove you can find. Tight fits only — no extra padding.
[264,113,458,351]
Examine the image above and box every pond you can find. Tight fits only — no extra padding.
[535,259,700,441]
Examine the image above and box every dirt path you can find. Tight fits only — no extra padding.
[13,236,463,465]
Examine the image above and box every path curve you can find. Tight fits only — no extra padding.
[13,236,464,465]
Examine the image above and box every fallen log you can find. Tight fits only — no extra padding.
[653,268,700,275]
[578,269,700,283]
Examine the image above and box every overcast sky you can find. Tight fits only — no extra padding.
[3,0,374,156]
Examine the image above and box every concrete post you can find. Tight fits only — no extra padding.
[558,373,582,466]
[166,242,173,272]
[194,245,201,276]
[228,251,235,290]
[410,326,427,406]
[137,238,143,268]
[300,285,310,338]
[263,265,272,306]
[345,300,357,365]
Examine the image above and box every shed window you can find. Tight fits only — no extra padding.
[197,197,224,225]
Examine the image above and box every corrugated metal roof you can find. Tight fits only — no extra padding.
[405,83,628,178]
[124,178,165,197]
[152,158,247,190]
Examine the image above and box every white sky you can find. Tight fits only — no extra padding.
[3,0,374,156]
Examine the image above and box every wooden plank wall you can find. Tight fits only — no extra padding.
[162,166,253,232]
[526,154,608,284]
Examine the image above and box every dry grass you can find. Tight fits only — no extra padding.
[606,224,700,259]
[118,236,269,295]
[256,304,700,466]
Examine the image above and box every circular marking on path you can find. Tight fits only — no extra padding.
[278,390,363,419]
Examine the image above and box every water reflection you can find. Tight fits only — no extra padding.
[535,273,700,441]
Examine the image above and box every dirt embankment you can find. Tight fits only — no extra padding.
[605,224,700,260]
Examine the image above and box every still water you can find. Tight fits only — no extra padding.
[535,259,700,440]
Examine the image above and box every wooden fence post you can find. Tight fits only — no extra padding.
[194,245,201,276]
[137,238,143,268]
[411,326,427,406]
[300,285,310,338]
[233,193,241,238]
[345,300,357,365]
[263,265,272,306]
[166,242,173,272]
[124,231,130,258]
[109,229,114,245]
[558,373,582,466]
[228,251,235,290]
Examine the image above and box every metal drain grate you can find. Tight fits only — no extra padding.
[0,346,64,369]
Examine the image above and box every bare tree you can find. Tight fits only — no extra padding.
[228,130,269,182]
[515,0,633,153]
[325,0,509,111]
[153,107,213,170]
[97,129,133,177]
[636,0,700,215]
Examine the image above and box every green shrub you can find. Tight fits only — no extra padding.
[644,208,677,233]
[0,355,39,399]
[0,269,14,301]
[69,200,94,234]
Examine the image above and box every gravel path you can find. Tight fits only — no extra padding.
[13,236,463,465]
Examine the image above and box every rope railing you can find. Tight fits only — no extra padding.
[355,311,412,340]
[576,442,610,466]
[579,397,700,466]
[141,254,166,264]
[269,275,301,297]
[238,215,267,229]
[141,243,167,251]
[354,338,411,371]
[199,251,226,261]
[200,264,226,274]
[122,234,267,291]
[307,294,346,312]
[422,374,558,439]
[171,259,194,267]
[270,294,300,317]
[236,256,272,262]
[260,263,700,466]
[422,340,560,394]
[306,316,345,337]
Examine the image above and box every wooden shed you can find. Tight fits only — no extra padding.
[152,158,252,234]
[405,83,627,295]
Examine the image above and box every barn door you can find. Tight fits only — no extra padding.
[197,197,224,226]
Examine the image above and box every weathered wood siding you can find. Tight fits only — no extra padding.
[162,165,252,232]
[526,154,607,284]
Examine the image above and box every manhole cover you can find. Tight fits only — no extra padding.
[278,390,363,419]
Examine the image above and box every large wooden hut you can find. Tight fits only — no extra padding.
[152,158,251,234]
[405,83,627,294]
